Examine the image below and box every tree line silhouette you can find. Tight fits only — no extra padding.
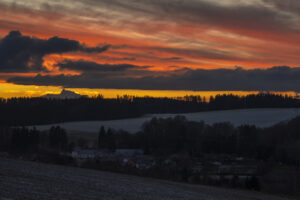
[0,93,299,126]
[1,115,300,166]
[139,116,300,165]
[94,116,300,166]
[0,126,70,163]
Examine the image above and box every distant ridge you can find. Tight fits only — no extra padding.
[42,89,88,99]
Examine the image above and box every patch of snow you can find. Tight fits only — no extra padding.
[32,108,300,133]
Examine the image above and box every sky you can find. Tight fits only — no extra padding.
[0,0,300,97]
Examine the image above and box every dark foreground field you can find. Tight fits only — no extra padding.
[0,158,290,200]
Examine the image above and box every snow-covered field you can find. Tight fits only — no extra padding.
[0,158,289,200]
[32,108,300,133]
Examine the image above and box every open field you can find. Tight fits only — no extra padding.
[32,108,300,133]
[0,158,291,200]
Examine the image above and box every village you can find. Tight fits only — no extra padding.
[70,148,260,188]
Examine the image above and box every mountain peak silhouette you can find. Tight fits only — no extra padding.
[43,89,88,99]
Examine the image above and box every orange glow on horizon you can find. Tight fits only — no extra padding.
[0,82,298,100]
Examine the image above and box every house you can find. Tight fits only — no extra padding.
[115,149,144,157]
[71,150,107,159]
[192,162,203,173]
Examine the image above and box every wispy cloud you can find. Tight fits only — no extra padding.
[0,0,299,70]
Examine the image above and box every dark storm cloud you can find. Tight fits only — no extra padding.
[7,66,300,92]
[0,31,110,73]
[57,60,148,72]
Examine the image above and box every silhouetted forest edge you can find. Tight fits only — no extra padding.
[0,93,299,126]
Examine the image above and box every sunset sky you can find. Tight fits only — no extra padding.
[0,0,300,97]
